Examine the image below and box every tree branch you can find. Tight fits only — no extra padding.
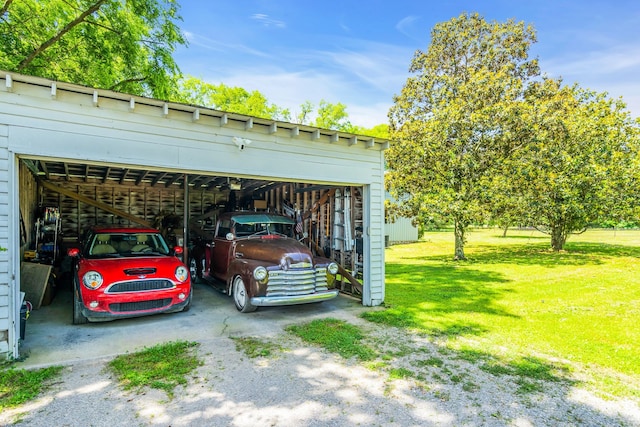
[0,0,13,17]
[17,0,108,71]
[109,77,147,91]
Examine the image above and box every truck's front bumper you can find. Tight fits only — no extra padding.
[250,289,339,307]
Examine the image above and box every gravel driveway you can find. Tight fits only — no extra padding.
[4,288,640,426]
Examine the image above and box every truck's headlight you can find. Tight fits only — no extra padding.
[175,266,189,282]
[327,262,339,275]
[253,266,268,283]
[82,271,103,289]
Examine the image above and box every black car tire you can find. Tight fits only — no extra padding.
[72,285,89,325]
[182,289,192,312]
[188,257,202,284]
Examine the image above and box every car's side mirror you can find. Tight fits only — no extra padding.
[173,246,184,255]
[226,232,235,241]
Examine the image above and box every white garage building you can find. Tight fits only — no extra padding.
[0,71,389,359]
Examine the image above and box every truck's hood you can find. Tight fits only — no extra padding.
[235,236,313,267]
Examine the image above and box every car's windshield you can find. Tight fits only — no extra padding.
[86,232,171,258]
[234,221,294,238]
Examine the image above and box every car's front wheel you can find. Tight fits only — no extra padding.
[182,288,192,312]
[72,284,89,325]
[232,276,257,313]
[188,257,200,284]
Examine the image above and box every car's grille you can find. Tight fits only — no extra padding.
[107,280,174,293]
[266,267,329,297]
[109,298,172,313]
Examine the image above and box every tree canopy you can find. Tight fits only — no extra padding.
[387,12,640,256]
[0,0,187,99]
[387,12,539,259]
[499,78,640,250]
[173,76,291,120]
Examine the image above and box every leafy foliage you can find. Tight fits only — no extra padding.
[173,76,291,120]
[498,78,640,250]
[387,12,640,254]
[0,0,187,99]
[387,13,539,260]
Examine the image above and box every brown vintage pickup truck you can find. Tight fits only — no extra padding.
[191,211,339,312]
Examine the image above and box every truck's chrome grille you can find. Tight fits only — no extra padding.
[266,267,329,297]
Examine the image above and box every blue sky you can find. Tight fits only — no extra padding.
[173,0,640,128]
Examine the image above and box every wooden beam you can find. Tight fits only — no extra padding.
[337,264,363,295]
[294,184,336,194]
[135,170,150,185]
[119,168,130,185]
[302,188,336,220]
[102,166,111,183]
[38,160,50,179]
[38,179,153,227]
[151,172,167,186]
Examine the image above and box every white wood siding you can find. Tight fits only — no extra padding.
[0,72,388,358]
[0,124,9,355]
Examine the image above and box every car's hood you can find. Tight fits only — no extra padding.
[235,236,313,267]
[78,256,184,280]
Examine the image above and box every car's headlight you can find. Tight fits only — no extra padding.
[327,262,339,275]
[82,271,103,289]
[253,266,268,283]
[175,266,189,282]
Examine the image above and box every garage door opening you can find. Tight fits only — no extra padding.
[17,157,366,331]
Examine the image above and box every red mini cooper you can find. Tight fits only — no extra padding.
[67,227,192,324]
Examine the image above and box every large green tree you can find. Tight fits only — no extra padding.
[0,0,186,99]
[387,12,539,260]
[501,78,640,250]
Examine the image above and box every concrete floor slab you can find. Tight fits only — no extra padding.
[18,282,367,368]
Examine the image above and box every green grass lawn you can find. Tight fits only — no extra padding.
[369,228,640,400]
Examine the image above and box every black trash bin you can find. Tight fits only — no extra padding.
[20,301,30,340]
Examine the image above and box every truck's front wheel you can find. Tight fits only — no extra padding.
[232,276,257,313]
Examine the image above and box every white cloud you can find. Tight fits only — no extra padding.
[250,14,286,28]
[541,43,640,118]
[182,31,270,58]
[186,37,412,128]
[395,15,421,40]
[196,66,392,127]
[544,45,640,77]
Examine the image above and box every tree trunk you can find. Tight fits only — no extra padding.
[502,225,509,237]
[454,220,466,260]
[550,225,566,251]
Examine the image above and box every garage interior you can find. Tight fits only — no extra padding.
[18,157,365,315]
